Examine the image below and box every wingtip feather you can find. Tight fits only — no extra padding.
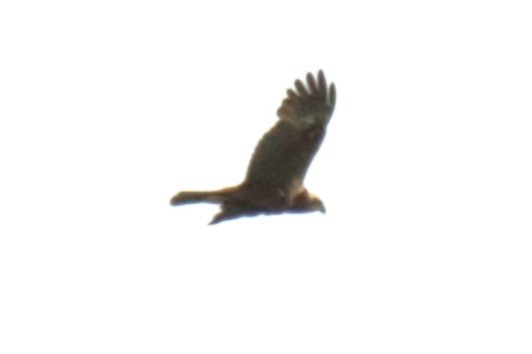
[329,83,336,106]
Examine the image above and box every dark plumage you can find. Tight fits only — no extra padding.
[170,70,336,224]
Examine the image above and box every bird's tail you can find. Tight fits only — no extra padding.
[170,187,237,206]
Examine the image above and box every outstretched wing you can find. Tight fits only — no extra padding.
[243,70,336,193]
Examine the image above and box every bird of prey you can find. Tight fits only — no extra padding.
[170,70,336,224]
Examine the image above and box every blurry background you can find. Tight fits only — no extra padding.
[1,0,531,353]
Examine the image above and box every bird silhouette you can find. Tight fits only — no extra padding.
[170,70,336,224]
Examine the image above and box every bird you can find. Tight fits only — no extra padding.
[170,70,336,225]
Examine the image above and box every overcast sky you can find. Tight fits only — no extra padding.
[1,1,531,353]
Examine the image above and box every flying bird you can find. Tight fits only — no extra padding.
[170,70,336,224]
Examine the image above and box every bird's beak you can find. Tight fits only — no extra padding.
[319,205,326,214]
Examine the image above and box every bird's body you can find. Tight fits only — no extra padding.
[170,70,336,224]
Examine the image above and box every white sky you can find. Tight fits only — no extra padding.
[1,0,531,353]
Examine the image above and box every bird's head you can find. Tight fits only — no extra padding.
[308,196,326,214]
[291,191,326,214]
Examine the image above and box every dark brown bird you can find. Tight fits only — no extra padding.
[170,70,336,224]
